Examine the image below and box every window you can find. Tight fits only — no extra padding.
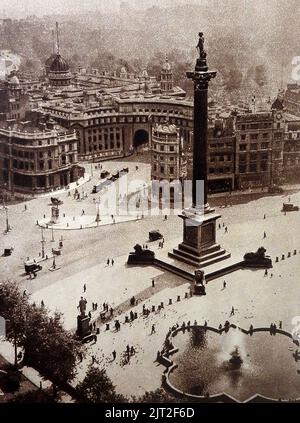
[250,133,258,140]
[239,165,246,173]
[170,146,174,152]
[170,166,174,174]
[250,163,257,172]
[250,144,257,150]
[160,145,165,151]
[160,166,164,174]
[240,145,246,151]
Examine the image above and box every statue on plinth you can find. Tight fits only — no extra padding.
[78,296,87,317]
[196,32,205,57]
[194,269,206,296]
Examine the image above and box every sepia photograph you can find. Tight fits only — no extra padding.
[0,0,300,415]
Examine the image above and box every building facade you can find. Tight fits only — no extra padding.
[0,120,81,194]
[151,123,186,182]
[234,110,284,189]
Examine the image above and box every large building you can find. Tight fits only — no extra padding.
[151,122,187,182]
[234,109,284,189]
[0,77,29,121]
[0,118,81,194]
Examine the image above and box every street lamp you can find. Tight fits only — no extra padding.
[40,227,45,259]
[95,198,101,226]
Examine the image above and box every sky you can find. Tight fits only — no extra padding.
[0,0,198,18]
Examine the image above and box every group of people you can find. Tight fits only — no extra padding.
[106,258,115,266]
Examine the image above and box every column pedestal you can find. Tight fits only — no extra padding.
[169,205,230,268]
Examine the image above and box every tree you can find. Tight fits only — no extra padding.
[10,388,58,403]
[0,281,29,366]
[76,365,126,403]
[137,388,179,403]
[23,310,83,388]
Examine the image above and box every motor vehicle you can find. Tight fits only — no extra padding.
[149,230,163,242]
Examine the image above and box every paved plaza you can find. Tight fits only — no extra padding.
[1,158,300,399]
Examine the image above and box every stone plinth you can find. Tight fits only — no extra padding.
[169,206,230,268]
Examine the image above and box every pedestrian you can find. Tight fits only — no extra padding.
[92,355,95,364]
[41,300,44,307]
[24,204,27,211]
[264,269,268,276]
[92,302,94,311]
[112,350,116,360]
[230,306,235,316]
[126,344,130,355]
[111,259,114,266]
[83,283,86,293]
[263,231,266,239]
[151,324,156,334]
[95,303,98,310]
[164,215,168,221]
[130,346,135,355]
[264,214,266,219]
[107,258,110,266]
[152,279,155,288]
[110,307,113,317]
[82,209,85,216]
[279,321,282,329]
[225,226,228,233]
[93,322,96,330]
[94,334,97,343]
[218,223,221,229]
[223,281,226,289]
[88,311,92,319]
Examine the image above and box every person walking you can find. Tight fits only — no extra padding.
[110,307,114,317]
[151,324,156,334]
[152,279,155,288]
[83,283,86,293]
[112,350,116,361]
[111,259,114,266]
[263,231,266,239]
[107,258,110,266]
[230,306,235,316]
[223,281,226,289]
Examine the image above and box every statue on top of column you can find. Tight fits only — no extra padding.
[196,32,206,58]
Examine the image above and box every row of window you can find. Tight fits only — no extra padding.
[153,164,175,175]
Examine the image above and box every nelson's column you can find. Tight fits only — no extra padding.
[169,33,230,267]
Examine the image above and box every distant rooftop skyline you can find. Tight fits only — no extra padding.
[0,0,198,18]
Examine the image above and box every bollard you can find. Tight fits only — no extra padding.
[177,295,180,302]
[185,292,188,299]
[152,305,155,312]
[282,254,285,260]
[169,299,172,305]
[160,302,164,309]
[276,257,279,263]
[106,323,110,331]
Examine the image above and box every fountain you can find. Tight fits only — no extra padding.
[229,347,243,369]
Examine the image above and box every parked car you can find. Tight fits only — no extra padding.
[149,230,163,242]
[282,203,299,212]
[24,261,42,275]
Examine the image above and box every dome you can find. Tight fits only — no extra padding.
[50,54,70,73]
[162,58,171,71]
[45,53,56,67]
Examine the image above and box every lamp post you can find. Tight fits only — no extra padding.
[41,227,45,259]
[95,198,100,226]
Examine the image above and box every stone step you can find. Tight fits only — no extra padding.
[175,245,225,262]
[177,242,221,257]
[169,250,231,269]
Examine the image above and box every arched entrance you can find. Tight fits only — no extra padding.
[133,129,149,148]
